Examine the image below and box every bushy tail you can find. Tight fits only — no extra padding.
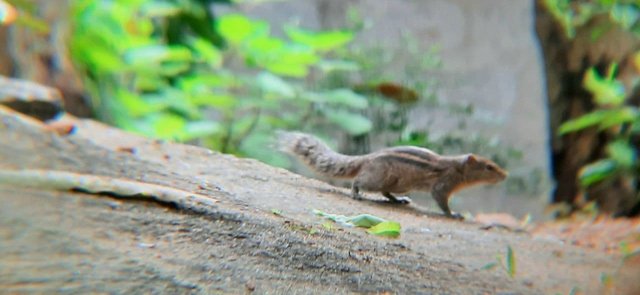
[276,131,365,179]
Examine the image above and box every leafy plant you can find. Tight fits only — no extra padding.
[70,0,226,141]
[543,1,640,214]
[543,0,640,38]
[70,1,372,166]
[558,63,639,188]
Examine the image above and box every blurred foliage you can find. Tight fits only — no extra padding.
[543,0,640,38]
[4,0,49,31]
[320,36,441,147]
[70,0,374,166]
[320,18,533,195]
[545,0,640,191]
[70,0,530,196]
[559,63,640,188]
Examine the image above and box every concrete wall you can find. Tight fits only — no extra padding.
[228,0,551,219]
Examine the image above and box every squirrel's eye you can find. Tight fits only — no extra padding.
[486,165,496,171]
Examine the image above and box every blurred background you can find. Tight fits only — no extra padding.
[1,0,639,220]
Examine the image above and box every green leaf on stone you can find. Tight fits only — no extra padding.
[367,221,401,238]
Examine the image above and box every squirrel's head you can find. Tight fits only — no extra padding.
[461,154,508,184]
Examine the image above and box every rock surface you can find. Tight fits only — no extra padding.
[0,108,635,294]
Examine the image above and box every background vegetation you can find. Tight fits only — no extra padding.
[2,0,639,217]
[65,0,525,176]
[539,0,640,216]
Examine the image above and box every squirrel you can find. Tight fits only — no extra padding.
[278,132,508,219]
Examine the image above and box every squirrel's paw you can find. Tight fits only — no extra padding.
[447,212,464,220]
[392,196,412,204]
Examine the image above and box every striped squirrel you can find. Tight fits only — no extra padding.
[278,132,508,219]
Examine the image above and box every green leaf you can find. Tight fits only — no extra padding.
[188,37,223,68]
[481,262,498,270]
[606,140,637,167]
[179,74,237,91]
[605,63,618,81]
[178,75,238,109]
[156,89,201,119]
[191,93,236,108]
[179,120,222,141]
[116,89,167,117]
[542,0,576,38]
[558,110,609,134]
[367,221,401,238]
[217,14,268,46]
[610,4,640,30]
[164,46,193,62]
[583,67,625,107]
[141,1,181,17]
[313,210,401,237]
[347,214,386,227]
[246,35,285,53]
[506,246,516,278]
[263,61,308,77]
[560,107,640,135]
[324,109,372,135]
[145,113,187,139]
[285,26,353,51]
[312,210,389,228]
[302,89,368,109]
[278,45,319,64]
[74,43,124,73]
[160,61,191,76]
[578,159,619,186]
[317,59,360,72]
[597,106,639,130]
[632,120,640,133]
[256,72,296,98]
[325,89,369,109]
[134,75,168,91]
[251,44,319,77]
[125,45,192,66]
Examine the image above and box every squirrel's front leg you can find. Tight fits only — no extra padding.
[350,181,363,200]
[432,185,463,219]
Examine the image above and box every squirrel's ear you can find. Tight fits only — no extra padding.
[465,154,477,164]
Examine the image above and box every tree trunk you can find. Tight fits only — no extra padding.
[535,0,640,216]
